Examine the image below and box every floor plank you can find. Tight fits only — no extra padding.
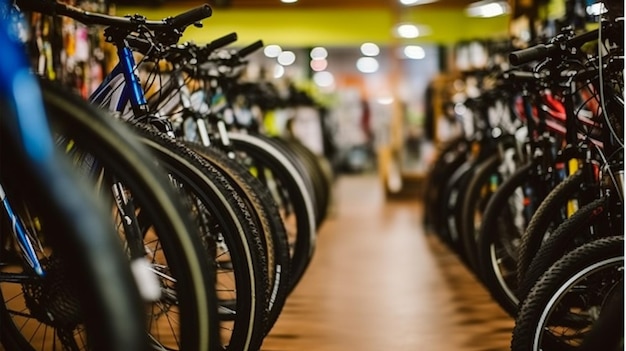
[262,174,514,351]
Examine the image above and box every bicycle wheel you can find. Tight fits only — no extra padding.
[518,196,612,301]
[423,137,469,234]
[229,132,317,292]
[133,125,270,351]
[517,169,586,287]
[40,83,219,351]
[440,158,475,259]
[185,142,291,336]
[511,236,624,351]
[274,137,333,227]
[459,153,501,273]
[0,104,146,350]
[476,161,536,316]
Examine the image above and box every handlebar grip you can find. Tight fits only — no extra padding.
[237,40,264,58]
[510,29,599,66]
[509,44,553,66]
[568,29,599,48]
[504,70,538,81]
[205,32,238,52]
[168,4,212,29]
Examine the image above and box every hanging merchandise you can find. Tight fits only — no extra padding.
[24,0,109,97]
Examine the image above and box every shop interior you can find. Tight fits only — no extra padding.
[1,0,622,350]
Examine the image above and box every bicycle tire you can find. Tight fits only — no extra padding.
[517,169,585,287]
[275,137,332,227]
[476,161,535,316]
[441,159,475,259]
[186,142,291,336]
[0,93,147,350]
[263,136,321,225]
[133,125,270,351]
[518,195,609,301]
[511,236,624,351]
[40,83,219,351]
[460,153,501,273]
[423,137,469,233]
[228,132,317,292]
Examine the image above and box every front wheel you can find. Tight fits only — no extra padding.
[511,236,624,351]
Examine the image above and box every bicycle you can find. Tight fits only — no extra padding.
[0,3,148,349]
[23,2,274,349]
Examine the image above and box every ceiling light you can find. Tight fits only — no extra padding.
[396,23,420,38]
[400,0,439,5]
[264,45,282,58]
[281,0,298,3]
[394,23,431,38]
[310,47,328,60]
[360,42,380,56]
[403,45,426,59]
[277,51,296,66]
[356,57,379,73]
[466,1,510,18]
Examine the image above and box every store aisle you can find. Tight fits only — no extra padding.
[262,174,514,351]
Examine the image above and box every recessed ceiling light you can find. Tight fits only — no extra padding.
[360,43,380,57]
[281,0,298,3]
[356,57,379,73]
[310,47,328,60]
[396,24,419,38]
[400,0,439,5]
[465,1,510,18]
[264,45,282,58]
[403,45,426,59]
[277,51,296,66]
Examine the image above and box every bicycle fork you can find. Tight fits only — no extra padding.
[0,183,45,276]
[110,179,162,302]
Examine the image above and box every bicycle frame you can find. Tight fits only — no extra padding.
[86,46,162,262]
[89,36,179,140]
[0,5,54,277]
[90,46,148,118]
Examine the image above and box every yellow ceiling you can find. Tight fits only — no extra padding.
[114,5,511,46]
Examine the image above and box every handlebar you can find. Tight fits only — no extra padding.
[503,70,544,82]
[167,4,212,30]
[203,32,239,54]
[509,29,599,66]
[509,44,554,66]
[237,40,264,58]
[16,0,212,31]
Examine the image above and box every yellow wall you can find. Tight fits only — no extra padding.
[115,6,510,46]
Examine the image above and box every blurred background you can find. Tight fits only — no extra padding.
[25,0,604,194]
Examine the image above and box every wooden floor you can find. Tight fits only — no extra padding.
[262,174,514,351]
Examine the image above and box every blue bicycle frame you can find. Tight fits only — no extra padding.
[90,46,148,117]
[0,4,58,277]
